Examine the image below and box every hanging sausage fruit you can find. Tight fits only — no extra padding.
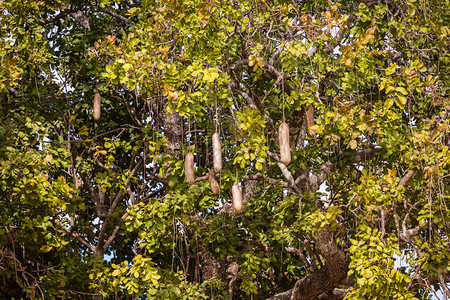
[185,152,195,185]
[232,181,243,212]
[278,122,291,165]
[306,106,316,137]
[208,169,220,196]
[93,91,101,121]
[212,132,222,172]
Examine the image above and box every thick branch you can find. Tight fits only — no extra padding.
[261,63,296,94]
[305,161,337,192]
[40,8,76,25]
[102,212,130,253]
[55,220,95,253]
[81,176,100,205]
[228,80,277,135]
[266,289,292,300]
[97,7,135,25]
[290,229,347,299]
[399,171,415,187]
[288,107,306,149]
[266,150,296,187]
[269,45,285,65]
[294,148,383,193]
[95,156,144,255]
[7,87,19,98]
[438,275,450,297]
[242,174,289,188]
[350,147,383,163]
[267,288,347,300]
[227,59,296,94]
[317,288,347,300]
[267,230,348,300]
[399,223,447,244]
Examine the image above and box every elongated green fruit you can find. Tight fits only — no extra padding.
[185,152,195,185]
[208,169,220,196]
[232,181,242,212]
[212,132,222,172]
[278,122,291,165]
[93,92,101,121]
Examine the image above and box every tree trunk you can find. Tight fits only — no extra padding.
[160,105,182,159]
[290,229,347,299]
[267,229,348,300]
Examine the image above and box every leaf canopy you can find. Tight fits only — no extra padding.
[0,0,449,299]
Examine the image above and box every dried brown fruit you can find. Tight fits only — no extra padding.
[93,92,101,121]
[278,122,291,165]
[306,106,316,137]
[232,181,242,212]
[185,152,195,185]
[208,169,220,196]
[212,132,222,172]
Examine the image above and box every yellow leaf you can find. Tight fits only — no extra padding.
[379,79,386,91]
[199,19,209,27]
[385,85,395,94]
[396,86,408,95]
[40,245,52,253]
[349,139,357,149]
[163,83,171,96]
[344,58,354,68]
[366,27,375,39]
[123,63,132,72]
[397,95,407,107]
[256,57,264,68]
[339,106,351,114]
[389,169,397,177]
[385,64,397,75]
[248,55,255,67]
[300,14,308,24]
[93,150,107,157]
[159,46,169,55]
[168,91,178,100]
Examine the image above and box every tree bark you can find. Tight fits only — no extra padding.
[160,104,183,159]
[201,251,227,282]
[290,229,347,299]
[267,229,347,300]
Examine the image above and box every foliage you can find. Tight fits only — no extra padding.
[0,0,449,299]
